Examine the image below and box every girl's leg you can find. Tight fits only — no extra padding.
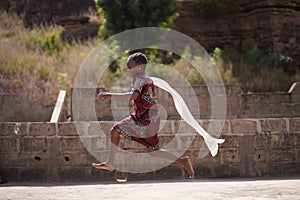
[92,128,120,171]
[148,148,195,179]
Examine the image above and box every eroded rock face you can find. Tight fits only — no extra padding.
[3,0,95,26]
[1,0,99,41]
[1,0,300,67]
[55,16,99,42]
[174,0,300,70]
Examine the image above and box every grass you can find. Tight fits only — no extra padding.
[211,46,300,92]
[0,11,298,109]
[0,11,98,106]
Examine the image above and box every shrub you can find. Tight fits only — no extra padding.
[212,45,297,92]
[95,0,180,37]
[94,0,181,75]
[0,11,97,106]
[37,32,70,55]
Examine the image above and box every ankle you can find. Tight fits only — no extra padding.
[104,161,114,167]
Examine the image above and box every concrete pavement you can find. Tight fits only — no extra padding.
[1,177,300,200]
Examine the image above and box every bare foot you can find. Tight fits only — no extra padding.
[182,156,194,179]
[92,162,114,172]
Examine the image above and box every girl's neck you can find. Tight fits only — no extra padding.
[134,72,145,77]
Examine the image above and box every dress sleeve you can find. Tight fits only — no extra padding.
[132,76,146,93]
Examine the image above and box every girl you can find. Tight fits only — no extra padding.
[92,52,194,179]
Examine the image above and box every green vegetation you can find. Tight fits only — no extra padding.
[95,0,180,37]
[94,0,181,82]
[107,45,299,92]
[0,10,298,108]
[0,12,97,105]
[212,45,298,92]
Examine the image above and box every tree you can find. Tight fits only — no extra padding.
[95,0,180,37]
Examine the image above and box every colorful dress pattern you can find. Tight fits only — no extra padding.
[113,75,160,150]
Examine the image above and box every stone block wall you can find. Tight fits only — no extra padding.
[2,82,299,122]
[240,92,300,118]
[0,96,53,122]
[72,83,300,122]
[0,118,299,182]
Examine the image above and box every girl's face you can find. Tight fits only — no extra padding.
[127,61,143,76]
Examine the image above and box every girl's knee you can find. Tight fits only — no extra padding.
[147,147,154,153]
[147,147,159,156]
[111,127,120,136]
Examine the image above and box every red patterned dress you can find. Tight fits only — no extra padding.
[113,74,160,150]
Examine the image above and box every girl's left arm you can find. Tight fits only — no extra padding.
[98,91,139,101]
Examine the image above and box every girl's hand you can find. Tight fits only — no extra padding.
[98,92,112,101]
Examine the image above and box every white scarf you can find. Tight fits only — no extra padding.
[151,77,225,157]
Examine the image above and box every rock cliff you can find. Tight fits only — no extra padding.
[0,0,98,41]
[1,0,299,68]
[174,0,300,70]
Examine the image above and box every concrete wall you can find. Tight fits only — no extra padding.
[1,118,299,182]
[72,83,300,122]
[0,96,53,122]
[2,82,299,122]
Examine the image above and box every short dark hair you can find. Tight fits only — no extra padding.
[127,52,148,65]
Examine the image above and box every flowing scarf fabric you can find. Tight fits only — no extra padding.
[150,77,225,157]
